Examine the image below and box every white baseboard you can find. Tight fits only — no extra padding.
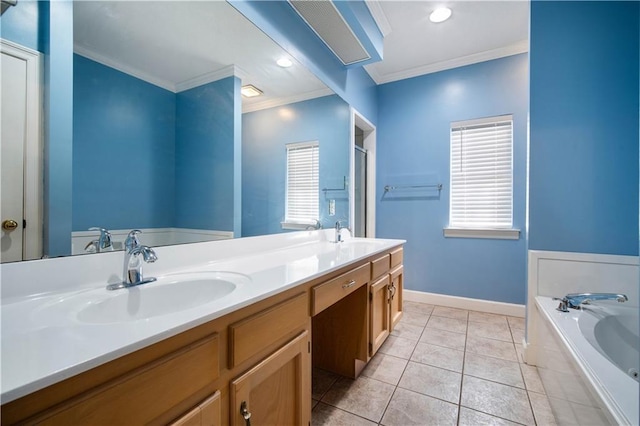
[404,289,525,317]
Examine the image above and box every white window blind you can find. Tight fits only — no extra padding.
[450,115,513,229]
[285,141,319,224]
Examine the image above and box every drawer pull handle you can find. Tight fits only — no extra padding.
[241,401,252,426]
[342,280,356,289]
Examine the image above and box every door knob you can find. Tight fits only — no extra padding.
[2,219,18,231]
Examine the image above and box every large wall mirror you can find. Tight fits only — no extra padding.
[1,1,352,262]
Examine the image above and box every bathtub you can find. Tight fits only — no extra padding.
[534,296,639,425]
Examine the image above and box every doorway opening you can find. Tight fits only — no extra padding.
[1,40,43,262]
[350,109,376,238]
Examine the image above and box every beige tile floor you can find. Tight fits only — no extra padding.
[311,301,556,426]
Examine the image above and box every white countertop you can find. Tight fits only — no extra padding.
[1,232,404,403]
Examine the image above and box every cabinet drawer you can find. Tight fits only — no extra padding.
[371,254,390,280]
[312,263,369,315]
[229,292,308,368]
[34,334,220,425]
[390,247,403,269]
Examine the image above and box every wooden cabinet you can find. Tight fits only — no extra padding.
[369,274,390,356]
[369,249,404,357]
[230,331,310,426]
[389,265,404,330]
[170,391,221,426]
[2,243,403,425]
[228,293,308,368]
[24,333,220,425]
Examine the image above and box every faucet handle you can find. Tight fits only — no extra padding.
[125,230,142,252]
[553,297,569,312]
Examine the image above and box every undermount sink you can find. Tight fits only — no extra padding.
[77,272,249,324]
[33,272,249,325]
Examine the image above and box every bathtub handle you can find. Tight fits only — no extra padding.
[553,297,569,312]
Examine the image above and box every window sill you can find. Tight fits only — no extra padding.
[281,221,319,231]
[443,228,520,240]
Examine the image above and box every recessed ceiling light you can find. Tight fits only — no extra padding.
[429,7,452,23]
[276,58,293,68]
[241,84,263,98]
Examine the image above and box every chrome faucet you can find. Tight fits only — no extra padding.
[84,227,113,253]
[554,293,628,312]
[305,219,322,230]
[332,220,351,243]
[107,230,157,290]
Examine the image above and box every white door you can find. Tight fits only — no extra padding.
[1,51,27,262]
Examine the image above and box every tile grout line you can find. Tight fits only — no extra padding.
[456,311,470,425]
[312,303,547,426]
[377,308,432,425]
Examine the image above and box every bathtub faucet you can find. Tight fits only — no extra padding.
[554,293,628,312]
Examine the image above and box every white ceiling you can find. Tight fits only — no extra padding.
[73,1,530,108]
[73,1,332,112]
[365,1,529,84]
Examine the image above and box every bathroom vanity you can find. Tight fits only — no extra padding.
[0,233,404,425]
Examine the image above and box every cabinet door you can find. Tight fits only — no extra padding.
[170,391,221,426]
[369,275,390,357]
[230,330,310,426]
[389,266,404,330]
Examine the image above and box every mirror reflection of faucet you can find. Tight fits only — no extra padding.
[305,219,322,230]
[84,227,113,253]
[107,230,157,290]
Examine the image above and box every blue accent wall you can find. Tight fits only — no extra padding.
[229,0,378,124]
[0,0,45,52]
[242,95,351,237]
[44,0,73,257]
[176,77,237,232]
[376,54,529,304]
[529,1,639,256]
[73,54,176,231]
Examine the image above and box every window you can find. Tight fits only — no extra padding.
[283,141,319,229]
[446,115,519,239]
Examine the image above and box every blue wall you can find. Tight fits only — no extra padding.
[73,55,176,231]
[0,0,45,52]
[176,77,238,233]
[529,1,639,256]
[44,1,73,257]
[376,54,529,304]
[74,56,240,234]
[242,95,351,237]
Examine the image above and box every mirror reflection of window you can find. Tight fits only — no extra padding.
[284,142,319,229]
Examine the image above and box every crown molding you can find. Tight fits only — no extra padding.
[242,87,334,113]
[175,65,248,93]
[365,0,392,37]
[369,40,529,85]
[74,45,176,92]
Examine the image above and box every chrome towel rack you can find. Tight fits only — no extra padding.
[384,183,443,193]
[323,176,347,193]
